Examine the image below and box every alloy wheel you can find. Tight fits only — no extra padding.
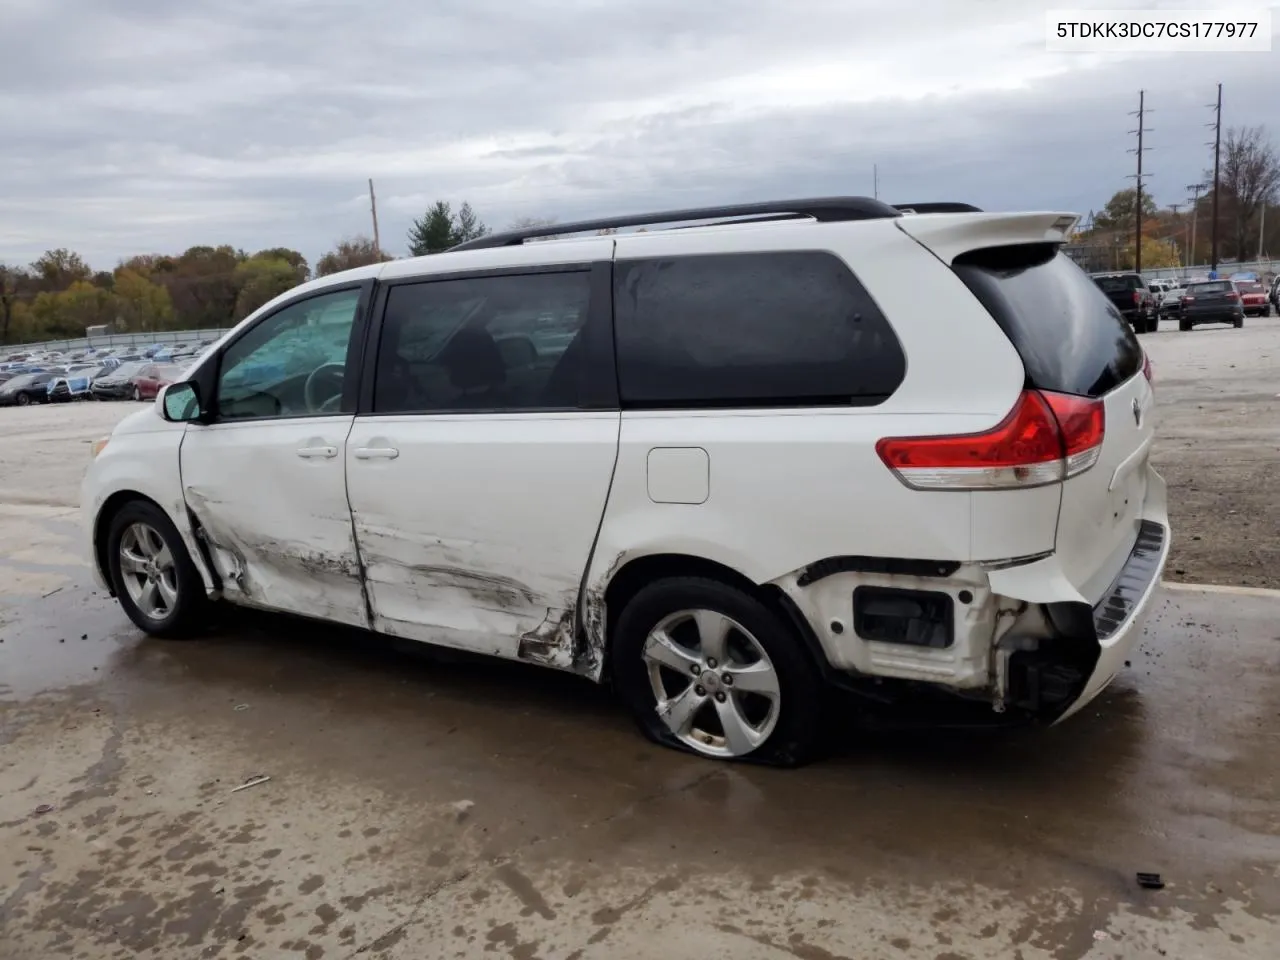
[118,522,179,621]
[641,608,782,758]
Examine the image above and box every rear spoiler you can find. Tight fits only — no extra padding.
[895,212,1080,264]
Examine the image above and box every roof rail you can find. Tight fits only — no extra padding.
[449,196,902,251]
[893,202,984,214]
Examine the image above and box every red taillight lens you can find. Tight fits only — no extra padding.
[1142,352,1153,384]
[876,390,1105,491]
[1226,292,1240,301]
[1132,290,1141,305]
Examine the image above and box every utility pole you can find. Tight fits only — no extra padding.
[1207,83,1222,272]
[1128,90,1152,274]
[1169,203,1183,268]
[873,164,879,200]
[368,179,382,257]
[1259,201,1267,261]
[1186,182,1207,269]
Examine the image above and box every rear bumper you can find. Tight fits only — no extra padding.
[1183,307,1242,323]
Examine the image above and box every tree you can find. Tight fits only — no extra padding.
[1133,236,1181,270]
[232,256,303,320]
[1,265,35,345]
[407,200,490,255]
[407,201,457,256]
[1209,126,1280,260]
[451,202,488,245]
[30,280,114,337]
[113,268,175,332]
[316,235,394,276]
[252,248,310,283]
[159,245,242,329]
[29,249,92,292]
[1090,188,1159,235]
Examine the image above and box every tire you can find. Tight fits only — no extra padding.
[105,499,207,638]
[16,392,31,406]
[1233,316,1244,328]
[612,576,824,766]
[133,386,142,401]
[1179,318,1191,332]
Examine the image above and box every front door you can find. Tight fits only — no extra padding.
[179,285,371,628]
[345,258,620,671]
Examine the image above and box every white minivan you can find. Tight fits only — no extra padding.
[82,198,1169,764]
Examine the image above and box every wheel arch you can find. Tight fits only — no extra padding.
[595,552,829,681]
[93,490,216,596]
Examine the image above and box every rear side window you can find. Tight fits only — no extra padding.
[613,251,905,408]
[954,245,1143,398]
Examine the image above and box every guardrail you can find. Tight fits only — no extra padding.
[4,327,230,356]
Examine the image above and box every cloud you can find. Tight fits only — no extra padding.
[0,0,1275,266]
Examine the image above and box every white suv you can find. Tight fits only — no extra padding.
[82,198,1169,765]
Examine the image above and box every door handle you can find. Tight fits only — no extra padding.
[297,445,339,459]
[353,446,399,460]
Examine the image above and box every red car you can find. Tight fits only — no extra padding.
[131,363,184,401]
[1233,281,1271,318]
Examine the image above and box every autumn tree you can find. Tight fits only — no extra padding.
[160,245,243,328]
[113,268,175,332]
[316,235,394,276]
[1209,125,1280,260]
[29,249,92,292]
[1089,188,1159,236]
[407,201,489,255]
[252,248,310,283]
[0,264,34,344]
[30,280,114,337]
[233,255,304,319]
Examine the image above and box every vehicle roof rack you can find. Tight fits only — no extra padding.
[449,196,903,251]
[892,202,983,214]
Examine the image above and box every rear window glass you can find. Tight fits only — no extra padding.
[1093,275,1143,293]
[1188,281,1231,293]
[1237,282,1264,293]
[953,245,1144,398]
[613,251,905,408]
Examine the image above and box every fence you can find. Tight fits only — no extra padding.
[5,327,232,357]
[1142,259,1279,281]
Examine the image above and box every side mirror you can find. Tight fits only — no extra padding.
[160,381,203,423]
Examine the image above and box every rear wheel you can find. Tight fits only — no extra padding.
[612,577,824,765]
[1233,316,1244,328]
[1179,318,1192,332]
[16,392,31,406]
[106,500,207,637]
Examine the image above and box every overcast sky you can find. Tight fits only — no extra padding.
[1,0,1277,269]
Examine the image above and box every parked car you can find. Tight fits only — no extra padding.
[1090,272,1156,332]
[1233,280,1271,317]
[90,361,149,400]
[1179,280,1245,330]
[1269,275,1280,310]
[0,370,59,406]
[48,362,118,402]
[1159,283,1187,318]
[82,197,1168,765]
[130,363,183,401]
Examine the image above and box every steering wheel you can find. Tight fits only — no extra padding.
[304,363,345,413]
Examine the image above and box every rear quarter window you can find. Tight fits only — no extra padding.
[613,251,906,408]
[954,245,1144,398]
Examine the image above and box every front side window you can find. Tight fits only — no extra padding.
[613,251,905,408]
[373,271,591,413]
[216,289,360,420]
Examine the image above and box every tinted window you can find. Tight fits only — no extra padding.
[217,289,360,420]
[373,271,592,413]
[955,245,1143,398]
[1237,282,1264,293]
[1188,282,1231,294]
[613,251,905,408]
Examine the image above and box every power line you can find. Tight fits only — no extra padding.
[1127,90,1153,273]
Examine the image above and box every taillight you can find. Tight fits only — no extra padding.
[876,390,1105,491]
[1181,295,1193,304]
[1226,292,1240,302]
[1132,290,1141,305]
[1142,352,1153,384]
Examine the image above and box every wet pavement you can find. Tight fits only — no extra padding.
[2,509,1279,959]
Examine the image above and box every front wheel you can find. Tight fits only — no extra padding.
[133,386,142,401]
[612,577,824,765]
[16,392,31,406]
[1234,316,1244,328]
[106,500,207,637]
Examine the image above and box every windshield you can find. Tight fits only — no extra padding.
[110,362,146,379]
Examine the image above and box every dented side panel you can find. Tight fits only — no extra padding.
[345,411,621,674]
[178,416,370,629]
